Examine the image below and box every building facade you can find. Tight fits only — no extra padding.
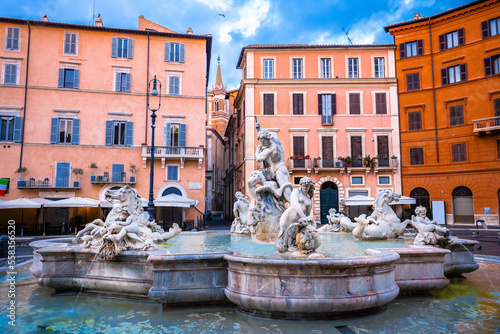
[385,0,500,225]
[234,44,401,223]
[0,15,212,233]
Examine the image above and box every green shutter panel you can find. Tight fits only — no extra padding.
[125,73,131,92]
[73,69,79,89]
[125,121,133,146]
[13,116,22,142]
[165,122,171,146]
[105,120,113,145]
[71,118,80,144]
[115,72,121,91]
[58,68,64,87]
[180,43,185,63]
[165,42,170,62]
[50,118,59,143]
[179,124,186,147]
[127,38,134,58]
[111,37,118,57]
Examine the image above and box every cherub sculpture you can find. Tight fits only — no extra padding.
[407,205,451,247]
[230,192,251,234]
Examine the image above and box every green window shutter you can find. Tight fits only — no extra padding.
[127,38,134,59]
[58,68,64,87]
[105,120,113,145]
[73,69,79,89]
[125,121,133,146]
[165,122,171,146]
[111,37,118,57]
[165,42,170,62]
[125,73,131,92]
[13,116,22,142]
[50,118,59,143]
[71,118,80,144]
[179,123,186,147]
[180,43,185,63]
[115,72,121,91]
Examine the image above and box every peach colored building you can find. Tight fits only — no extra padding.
[385,0,500,225]
[0,15,212,234]
[234,44,402,224]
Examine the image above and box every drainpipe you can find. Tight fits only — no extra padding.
[391,38,404,195]
[19,20,31,169]
[145,31,150,144]
[428,18,439,163]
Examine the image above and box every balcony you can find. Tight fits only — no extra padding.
[16,177,82,189]
[313,157,345,175]
[90,172,136,184]
[287,156,313,175]
[374,157,399,174]
[473,116,500,135]
[141,146,204,169]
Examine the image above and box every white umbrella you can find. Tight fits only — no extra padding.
[100,197,149,208]
[44,197,99,208]
[340,195,375,206]
[0,198,41,209]
[389,195,416,205]
[154,194,196,208]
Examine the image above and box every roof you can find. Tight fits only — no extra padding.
[237,44,396,69]
[383,0,491,32]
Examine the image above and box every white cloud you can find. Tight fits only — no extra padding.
[192,0,233,11]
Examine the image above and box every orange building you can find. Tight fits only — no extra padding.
[385,0,500,225]
[234,44,402,224]
[0,15,212,234]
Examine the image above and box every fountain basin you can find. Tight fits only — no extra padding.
[444,239,479,276]
[224,249,400,320]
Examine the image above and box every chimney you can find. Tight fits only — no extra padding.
[186,27,194,34]
[95,13,103,27]
[42,14,49,22]
[413,12,422,20]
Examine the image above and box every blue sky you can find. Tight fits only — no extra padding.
[3,0,472,90]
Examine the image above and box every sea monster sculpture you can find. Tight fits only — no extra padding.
[73,185,181,260]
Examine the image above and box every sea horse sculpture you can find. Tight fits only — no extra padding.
[352,189,408,240]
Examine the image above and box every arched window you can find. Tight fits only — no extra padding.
[452,186,474,224]
[410,187,430,212]
[452,186,473,197]
[162,187,182,197]
[214,100,219,111]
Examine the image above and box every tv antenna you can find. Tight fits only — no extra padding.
[89,0,98,25]
[342,27,353,45]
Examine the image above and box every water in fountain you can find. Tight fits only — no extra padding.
[69,252,99,312]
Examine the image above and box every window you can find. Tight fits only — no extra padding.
[410,148,424,165]
[111,37,134,58]
[292,93,304,115]
[115,72,131,92]
[406,73,420,91]
[374,57,385,78]
[410,187,430,212]
[105,120,133,146]
[439,29,464,50]
[450,105,464,126]
[408,111,422,131]
[58,68,79,89]
[351,136,363,167]
[375,93,387,114]
[293,177,302,185]
[167,166,179,181]
[165,42,185,63]
[321,58,331,78]
[55,162,70,188]
[482,17,500,38]
[168,76,180,95]
[399,40,423,58]
[5,27,20,51]
[484,54,500,76]
[352,176,363,185]
[112,164,125,182]
[214,100,219,111]
[441,64,467,85]
[292,136,305,168]
[318,94,336,125]
[64,33,77,55]
[452,143,466,162]
[495,98,500,118]
[348,58,358,78]
[264,59,273,79]
[322,136,334,167]
[50,118,80,144]
[378,176,390,185]
[164,123,186,147]
[292,59,302,79]
[0,115,21,142]
[377,136,389,167]
[263,93,274,115]
[349,93,361,114]
[3,64,17,85]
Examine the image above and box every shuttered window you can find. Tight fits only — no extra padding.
[406,73,420,91]
[3,64,17,85]
[349,93,360,114]
[0,115,22,142]
[5,27,20,50]
[111,37,134,58]
[105,121,133,146]
[350,136,362,159]
[442,63,467,85]
[481,17,500,38]
[452,144,467,163]
[263,94,274,115]
[115,73,131,92]
[167,166,179,181]
[169,76,180,95]
[293,136,305,168]
[322,136,334,167]
[318,94,336,125]
[439,28,464,50]
[58,68,80,89]
[408,111,422,131]
[410,148,424,165]
[377,136,389,167]
[375,93,387,114]
[112,164,125,182]
[450,105,464,126]
[484,54,500,76]
[399,39,423,58]
[165,42,185,63]
[64,33,77,55]
[164,123,186,147]
[292,93,303,115]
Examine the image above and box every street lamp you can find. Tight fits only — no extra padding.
[147,75,161,221]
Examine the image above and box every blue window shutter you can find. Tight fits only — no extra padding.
[4,64,11,84]
[115,72,121,91]
[6,27,13,49]
[12,28,19,50]
[165,122,171,146]
[165,42,170,62]
[127,38,134,58]
[179,123,186,147]
[71,118,80,144]
[112,164,124,182]
[11,65,17,84]
[56,162,70,187]
[175,76,180,94]
[169,76,174,94]
[167,166,173,180]
[125,73,131,92]
[58,68,64,88]
[73,69,79,89]
[125,121,133,146]
[50,118,59,143]
[180,43,185,63]
[105,120,113,145]
[111,37,118,57]
[13,116,22,142]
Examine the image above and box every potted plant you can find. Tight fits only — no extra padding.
[89,162,98,182]
[129,163,138,183]
[363,155,377,168]
[344,156,352,167]
[15,166,28,187]
[72,167,83,187]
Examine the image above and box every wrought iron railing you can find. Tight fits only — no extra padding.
[16,177,82,189]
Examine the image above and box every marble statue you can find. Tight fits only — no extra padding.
[317,208,356,232]
[352,189,409,240]
[230,192,251,234]
[406,205,451,247]
[275,177,322,257]
[73,185,181,260]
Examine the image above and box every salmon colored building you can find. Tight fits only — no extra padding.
[385,0,500,225]
[234,44,402,224]
[0,15,212,234]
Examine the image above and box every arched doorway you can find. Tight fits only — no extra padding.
[320,182,338,225]
[452,186,474,224]
[159,187,183,228]
[410,187,430,212]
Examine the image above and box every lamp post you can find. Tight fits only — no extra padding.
[147,75,161,221]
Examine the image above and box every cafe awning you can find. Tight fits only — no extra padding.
[154,194,197,208]
[340,195,375,206]
[0,198,42,209]
[43,197,100,208]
